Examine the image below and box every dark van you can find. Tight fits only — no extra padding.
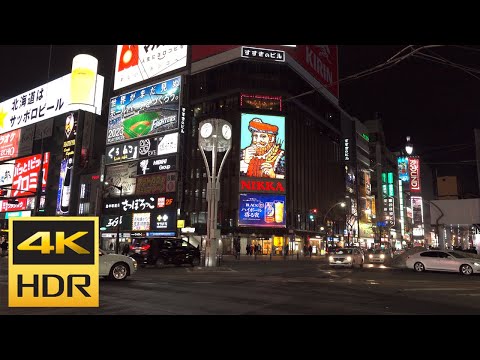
[130,237,201,268]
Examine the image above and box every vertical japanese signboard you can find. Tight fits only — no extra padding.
[409,157,421,193]
[56,112,78,215]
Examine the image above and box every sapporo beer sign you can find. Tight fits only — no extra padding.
[9,217,99,307]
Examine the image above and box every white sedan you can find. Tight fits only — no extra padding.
[406,250,480,276]
[99,249,137,280]
[329,247,364,268]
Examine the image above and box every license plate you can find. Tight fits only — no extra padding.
[336,261,342,263]
[135,249,140,253]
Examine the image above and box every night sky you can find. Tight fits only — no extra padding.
[338,45,480,195]
[0,45,478,194]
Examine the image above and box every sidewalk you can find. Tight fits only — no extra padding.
[221,253,327,263]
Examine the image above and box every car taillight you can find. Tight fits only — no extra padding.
[129,245,135,250]
[140,244,150,251]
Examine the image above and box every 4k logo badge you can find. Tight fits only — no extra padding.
[9,217,99,307]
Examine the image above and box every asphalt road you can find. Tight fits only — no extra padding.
[2,256,480,315]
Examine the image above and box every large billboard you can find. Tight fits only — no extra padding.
[240,113,285,179]
[238,193,286,228]
[107,77,181,145]
[114,45,187,90]
[0,73,104,135]
[191,45,339,99]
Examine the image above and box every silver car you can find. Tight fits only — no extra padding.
[368,248,393,264]
[99,249,137,280]
[329,247,364,268]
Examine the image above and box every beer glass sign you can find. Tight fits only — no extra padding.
[70,54,98,106]
[238,193,286,228]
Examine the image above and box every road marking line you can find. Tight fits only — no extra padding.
[403,288,472,291]
[456,293,480,296]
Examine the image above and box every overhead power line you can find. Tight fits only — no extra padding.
[285,45,444,102]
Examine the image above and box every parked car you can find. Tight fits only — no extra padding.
[130,237,201,268]
[99,248,137,281]
[328,247,364,268]
[405,250,480,275]
[368,248,393,264]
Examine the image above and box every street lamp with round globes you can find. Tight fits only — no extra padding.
[405,136,413,155]
[198,118,232,267]
[323,201,346,250]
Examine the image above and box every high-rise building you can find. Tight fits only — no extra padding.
[100,45,348,256]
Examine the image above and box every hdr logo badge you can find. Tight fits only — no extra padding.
[8,217,99,307]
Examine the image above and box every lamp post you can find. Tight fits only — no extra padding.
[422,198,445,249]
[323,201,346,250]
[405,136,413,156]
[198,118,232,267]
[105,181,123,254]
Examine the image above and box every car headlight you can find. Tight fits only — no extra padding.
[369,254,373,259]
[473,262,480,267]
[329,256,334,262]
[346,256,352,262]
[380,254,385,259]
[132,258,138,270]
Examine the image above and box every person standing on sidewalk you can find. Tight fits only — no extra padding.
[0,239,8,257]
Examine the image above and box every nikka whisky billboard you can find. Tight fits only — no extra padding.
[238,112,287,228]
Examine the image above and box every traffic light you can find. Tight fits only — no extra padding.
[309,209,317,221]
